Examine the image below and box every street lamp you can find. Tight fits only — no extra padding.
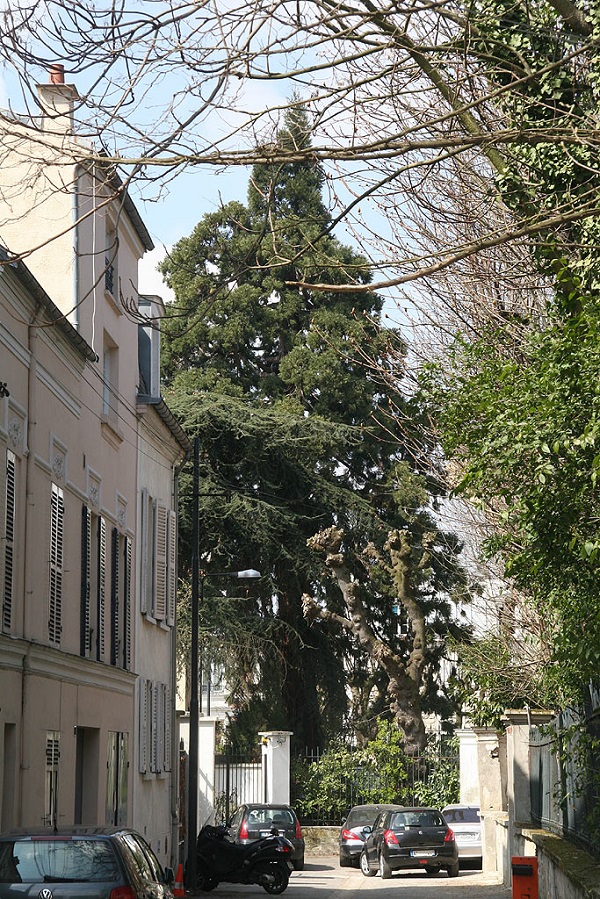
[185,439,261,888]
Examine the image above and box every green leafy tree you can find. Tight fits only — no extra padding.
[161,108,470,751]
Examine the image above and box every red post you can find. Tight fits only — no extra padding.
[512,856,538,899]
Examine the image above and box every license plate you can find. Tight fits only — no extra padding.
[410,850,435,857]
[457,833,477,841]
[260,830,271,837]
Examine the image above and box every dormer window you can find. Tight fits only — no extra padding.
[138,295,163,400]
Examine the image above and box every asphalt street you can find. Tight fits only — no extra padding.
[188,856,513,898]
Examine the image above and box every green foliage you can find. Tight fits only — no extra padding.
[162,106,469,750]
[293,723,459,823]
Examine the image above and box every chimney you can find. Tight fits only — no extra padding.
[49,64,65,85]
[36,65,79,134]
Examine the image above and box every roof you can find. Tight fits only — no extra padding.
[136,394,193,458]
[0,247,98,363]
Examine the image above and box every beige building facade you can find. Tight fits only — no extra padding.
[0,69,190,866]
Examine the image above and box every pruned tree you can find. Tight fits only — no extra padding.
[303,526,439,755]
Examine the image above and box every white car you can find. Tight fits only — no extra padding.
[442,804,482,866]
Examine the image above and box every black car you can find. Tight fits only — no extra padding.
[227,804,305,871]
[359,806,459,878]
[0,826,175,898]
[339,804,399,867]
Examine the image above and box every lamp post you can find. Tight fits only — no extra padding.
[186,439,261,888]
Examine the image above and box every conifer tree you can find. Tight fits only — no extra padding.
[161,108,469,751]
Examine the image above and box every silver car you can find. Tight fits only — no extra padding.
[442,804,482,866]
[0,826,175,898]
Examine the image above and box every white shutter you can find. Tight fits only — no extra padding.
[124,537,132,669]
[138,678,148,774]
[2,450,15,633]
[49,485,64,644]
[140,488,150,614]
[98,517,107,659]
[154,503,167,620]
[163,684,172,772]
[167,510,177,627]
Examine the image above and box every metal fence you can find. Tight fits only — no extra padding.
[213,752,265,823]
[290,745,459,826]
[530,685,600,859]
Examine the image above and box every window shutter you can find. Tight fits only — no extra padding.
[138,678,148,774]
[110,527,119,666]
[2,450,15,633]
[167,510,177,627]
[163,684,172,772]
[98,517,106,659]
[140,489,150,615]
[150,681,159,773]
[49,485,64,644]
[124,536,132,670]
[154,503,167,621]
[80,506,91,656]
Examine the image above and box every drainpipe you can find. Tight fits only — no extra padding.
[72,166,80,331]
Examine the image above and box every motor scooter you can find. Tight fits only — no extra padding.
[194,823,294,894]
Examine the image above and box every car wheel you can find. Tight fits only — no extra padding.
[447,862,460,878]
[360,851,376,877]
[293,856,305,871]
[425,866,441,875]
[378,852,392,879]
[339,853,351,868]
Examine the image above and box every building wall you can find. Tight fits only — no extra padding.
[0,73,186,867]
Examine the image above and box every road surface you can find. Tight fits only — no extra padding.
[188,856,513,898]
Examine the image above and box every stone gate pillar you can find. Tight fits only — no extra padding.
[259,731,293,805]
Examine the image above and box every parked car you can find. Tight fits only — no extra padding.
[227,803,305,871]
[339,804,399,867]
[0,826,175,898]
[442,804,482,866]
[359,806,459,878]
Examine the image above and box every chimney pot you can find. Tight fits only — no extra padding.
[49,64,65,85]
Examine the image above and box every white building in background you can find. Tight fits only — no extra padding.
[0,66,190,866]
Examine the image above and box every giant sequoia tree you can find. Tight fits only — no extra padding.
[161,109,470,751]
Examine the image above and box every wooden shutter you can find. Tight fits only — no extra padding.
[98,517,106,659]
[140,488,151,614]
[110,527,119,665]
[138,677,148,774]
[154,502,167,621]
[167,510,177,627]
[80,506,91,656]
[49,485,64,644]
[123,536,132,669]
[2,450,15,633]
[163,684,172,772]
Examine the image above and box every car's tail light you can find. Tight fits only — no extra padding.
[384,830,399,846]
[109,887,136,899]
[276,843,291,853]
[239,819,249,839]
[295,820,303,840]
[341,829,361,841]
[445,828,455,842]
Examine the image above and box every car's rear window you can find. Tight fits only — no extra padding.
[391,811,444,828]
[0,838,120,884]
[247,808,294,826]
[443,807,480,824]
[346,807,379,827]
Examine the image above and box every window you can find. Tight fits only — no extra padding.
[140,489,176,626]
[106,731,128,826]
[138,679,171,775]
[2,450,15,633]
[81,507,107,660]
[110,529,131,669]
[49,484,64,645]
[44,731,60,828]
[102,336,119,427]
[105,220,118,300]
